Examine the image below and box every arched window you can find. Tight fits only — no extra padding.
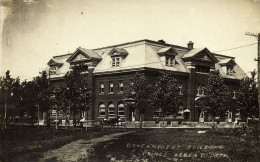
[99,103,105,117]
[108,103,115,118]
[118,102,125,117]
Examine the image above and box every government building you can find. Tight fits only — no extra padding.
[46,39,247,126]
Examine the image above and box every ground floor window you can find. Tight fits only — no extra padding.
[108,103,115,118]
[118,103,125,117]
[51,110,57,116]
[153,108,162,117]
[58,110,63,116]
[99,103,105,117]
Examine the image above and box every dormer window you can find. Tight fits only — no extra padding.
[112,57,120,67]
[227,66,234,75]
[109,48,128,68]
[165,56,175,67]
[50,66,57,75]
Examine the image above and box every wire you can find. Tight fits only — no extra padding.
[214,43,257,53]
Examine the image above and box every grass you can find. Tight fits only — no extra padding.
[88,128,260,162]
[0,125,125,162]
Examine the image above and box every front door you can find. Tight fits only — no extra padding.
[199,111,204,122]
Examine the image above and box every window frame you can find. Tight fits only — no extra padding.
[100,82,104,94]
[108,103,115,118]
[119,80,123,93]
[99,103,106,117]
[118,103,125,117]
[109,81,114,94]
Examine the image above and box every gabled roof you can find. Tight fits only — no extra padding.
[47,58,63,66]
[219,58,236,66]
[108,48,129,56]
[157,47,178,56]
[67,47,102,62]
[182,48,218,62]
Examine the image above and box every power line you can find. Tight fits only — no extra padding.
[214,43,257,53]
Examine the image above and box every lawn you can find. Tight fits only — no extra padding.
[0,125,126,162]
[88,128,260,162]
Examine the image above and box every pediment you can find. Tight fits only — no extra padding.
[108,48,129,57]
[67,48,101,63]
[157,47,178,56]
[183,48,218,63]
[219,58,236,66]
[47,59,63,66]
[194,52,216,63]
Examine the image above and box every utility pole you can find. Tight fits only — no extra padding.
[246,32,260,132]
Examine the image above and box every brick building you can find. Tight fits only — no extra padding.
[46,39,247,123]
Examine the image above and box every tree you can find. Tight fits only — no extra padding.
[56,66,91,131]
[34,71,54,129]
[125,72,153,128]
[20,80,38,127]
[236,71,258,119]
[153,71,181,129]
[0,71,21,132]
[202,70,230,121]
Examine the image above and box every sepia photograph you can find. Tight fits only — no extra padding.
[0,0,260,161]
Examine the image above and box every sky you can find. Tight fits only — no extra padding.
[1,0,260,81]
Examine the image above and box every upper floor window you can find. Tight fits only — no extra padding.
[227,66,234,75]
[119,80,123,93]
[112,57,120,67]
[50,66,57,75]
[100,82,104,94]
[165,56,175,67]
[197,84,205,96]
[109,81,114,94]
[178,82,183,95]
[196,66,210,73]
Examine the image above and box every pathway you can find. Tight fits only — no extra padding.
[39,131,134,162]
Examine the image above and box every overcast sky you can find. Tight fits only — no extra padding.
[1,0,260,81]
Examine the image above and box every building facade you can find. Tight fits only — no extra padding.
[46,39,247,123]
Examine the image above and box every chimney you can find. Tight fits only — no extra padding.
[158,40,166,44]
[187,41,194,50]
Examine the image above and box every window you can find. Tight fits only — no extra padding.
[165,57,169,66]
[112,57,120,67]
[118,103,125,117]
[109,81,113,93]
[178,82,183,95]
[116,58,120,66]
[130,79,134,87]
[233,90,236,99]
[227,66,234,75]
[108,103,115,118]
[165,56,175,67]
[170,58,175,66]
[196,66,210,73]
[112,58,115,66]
[99,103,105,117]
[51,110,57,116]
[197,85,205,95]
[153,108,162,117]
[50,66,57,74]
[119,80,123,93]
[100,82,104,94]
[58,110,63,116]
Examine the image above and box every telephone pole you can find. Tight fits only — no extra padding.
[246,32,260,131]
